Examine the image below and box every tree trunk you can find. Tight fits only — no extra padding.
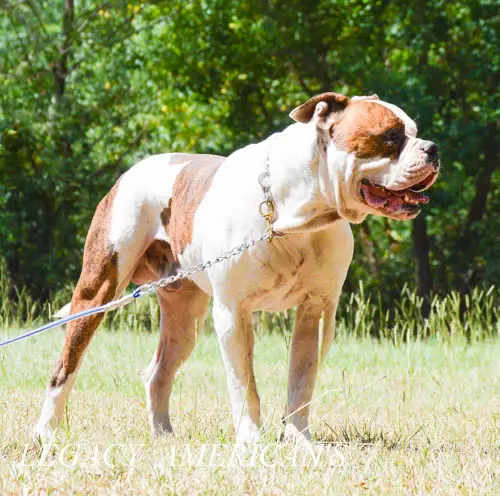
[458,122,499,297]
[359,222,380,276]
[466,124,499,226]
[412,213,432,318]
[410,0,433,319]
[53,0,74,103]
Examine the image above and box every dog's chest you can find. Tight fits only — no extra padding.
[187,222,353,312]
[241,234,340,311]
[244,243,322,311]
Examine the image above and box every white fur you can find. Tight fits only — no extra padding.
[108,154,186,281]
[34,371,77,441]
[53,302,71,319]
[175,99,432,441]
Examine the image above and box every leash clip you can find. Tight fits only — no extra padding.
[259,200,275,243]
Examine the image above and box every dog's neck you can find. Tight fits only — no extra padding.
[268,122,350,233]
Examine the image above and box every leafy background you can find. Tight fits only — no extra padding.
[1,0,498,313]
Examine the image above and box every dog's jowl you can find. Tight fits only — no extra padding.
[35,92,439,445]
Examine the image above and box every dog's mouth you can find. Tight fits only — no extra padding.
[360,172,436,219]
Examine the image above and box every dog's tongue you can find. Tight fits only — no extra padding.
[361,183,389,208]
[361,183,429,210]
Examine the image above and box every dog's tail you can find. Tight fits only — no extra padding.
[53,302,71,320]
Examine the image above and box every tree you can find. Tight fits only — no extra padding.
[1,0,499,311]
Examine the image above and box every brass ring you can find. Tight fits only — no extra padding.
[259,200,275,219]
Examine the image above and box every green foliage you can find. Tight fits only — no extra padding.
[0,0,499,310]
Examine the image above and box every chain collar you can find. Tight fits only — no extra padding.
[258,135,281,243]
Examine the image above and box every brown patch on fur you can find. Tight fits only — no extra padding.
[160,206,171,226]
[146,278,211,432]
[145,240,173,273]
[131,239,181,290]
[168,154,226,258]
[289,92,349,123]
[273,273,287,288]
[50,182,121,388]
[333,101,405,159]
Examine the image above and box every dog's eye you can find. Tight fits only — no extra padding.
[383,128,404,147]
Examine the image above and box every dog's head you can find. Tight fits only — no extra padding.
[290,92,440,223]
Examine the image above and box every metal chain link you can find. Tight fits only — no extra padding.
[132,231,272,298]
[258,135,276,205]
[0,229,271,348]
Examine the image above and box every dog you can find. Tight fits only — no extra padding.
[35,92,439,444]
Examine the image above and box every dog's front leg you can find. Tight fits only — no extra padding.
[212,299,261,444]
[285,299,336,444]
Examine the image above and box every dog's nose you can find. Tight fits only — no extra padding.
[421,141,439,163]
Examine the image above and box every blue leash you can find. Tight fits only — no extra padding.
[0,291,139,348]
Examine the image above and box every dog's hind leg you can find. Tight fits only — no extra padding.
[34,184,146,440]
[143,281,210,435]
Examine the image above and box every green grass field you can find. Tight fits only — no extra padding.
[0,326,498,494]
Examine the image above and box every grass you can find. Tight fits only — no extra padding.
[0,324,499,494]
[2,253,499,341]
[0,265,498,493]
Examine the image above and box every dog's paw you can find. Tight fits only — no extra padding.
[150,418,174,437]
[33,423,57,445]
[284,423,313,450]
[235,421,261,445]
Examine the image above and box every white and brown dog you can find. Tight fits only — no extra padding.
[35,92,439,444]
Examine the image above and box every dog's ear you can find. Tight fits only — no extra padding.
[289,92,349,123]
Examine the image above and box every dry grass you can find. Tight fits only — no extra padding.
[0,328,499,494]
